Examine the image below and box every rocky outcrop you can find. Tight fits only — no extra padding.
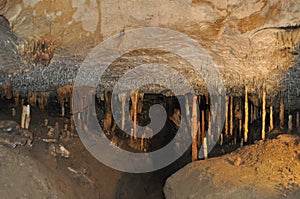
[164,134,300,199]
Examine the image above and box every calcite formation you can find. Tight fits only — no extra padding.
[0,0,299,108]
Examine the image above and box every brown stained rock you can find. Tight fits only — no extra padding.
[0,0,299,102]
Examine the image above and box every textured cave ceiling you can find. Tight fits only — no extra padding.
[0,0,299,106]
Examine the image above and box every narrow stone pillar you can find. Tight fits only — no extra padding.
[230,96,234,136]
[269,104,274,131]
[131,91,138,139]
[201,98,205,144]
[191,96,198,162]
[104,90,112,134]
[225,96,229,136]
[244,87,249,143]
[296,112,300,128]
[203,136,208,160]
[280,92,285,129]
[288,114,293,131]
[121,93,126,131]
[262,87,266,140]
[218,95,222,145]
[21,105,27,128]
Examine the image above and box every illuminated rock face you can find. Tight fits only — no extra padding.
[0,0,299,104]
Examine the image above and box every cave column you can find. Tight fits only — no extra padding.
[244,87,249,143]
[296,112,299,128]
[261,86,266,140]
[131,91,138,139]
[280,92,285,129]
[269,102,274,132]
[191,95,198,161]
[121,93,126,131]
[225,96,229,137]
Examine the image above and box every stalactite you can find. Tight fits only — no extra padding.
[201,102,205,144]
[185,94,191,127]
[225,96,229,136]
[104,90,112,134]
[296,112,300,128]
[217,95,222,145]
[239,119,242,144]
[280,91,285,129]
[13,91,19,106]
[207,105,212,144]
[131,91,138,139]
[21,104,30,129]
[130,128,134,146]
[121,93,126,131]
[1,83,12,99]
[269,103,274,131]
[191,95,198,162]
[138,93,144,113]
[244,86,249,143]
[21,105,26,128]
[230,96,234,137]
[25,105,30,129]
[28,92,37,106]
[262,86,266,140]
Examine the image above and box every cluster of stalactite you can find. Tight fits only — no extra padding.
[1,82,299,161]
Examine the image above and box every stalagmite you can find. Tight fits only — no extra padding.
[280,92,285,129]
[288,114,293,131]
[261,87,266,140]
[121,93,126,131]
[269,104,274,131]
[225,96,229,136]
[131,91,138,139]
[191,95,198,162]
[297,112,300,128]
[244,86,249,143]
[230,96,234,137]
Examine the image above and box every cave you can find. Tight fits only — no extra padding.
[0,1,300,199]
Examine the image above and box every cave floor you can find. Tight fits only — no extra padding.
[0,98,300,199]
